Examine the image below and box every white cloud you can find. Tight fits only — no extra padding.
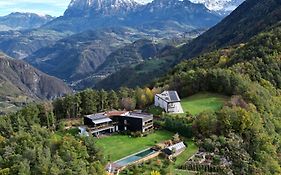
[136,0,153,4]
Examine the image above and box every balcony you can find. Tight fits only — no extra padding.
[144,120,153,127]
[89,123,114,131]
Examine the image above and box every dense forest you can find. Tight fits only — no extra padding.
[0,105,106,175]
[53,87,159,120]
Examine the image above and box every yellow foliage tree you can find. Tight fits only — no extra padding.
[150,170,161,175]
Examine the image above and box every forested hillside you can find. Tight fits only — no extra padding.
[0,105,105,174]
[0,86,159,174]
[180,0,281,59]
[153,24,281,174]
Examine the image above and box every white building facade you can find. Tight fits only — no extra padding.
[154,91,184,114]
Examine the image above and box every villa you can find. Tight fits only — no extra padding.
[154,91,184,113]
[84,113,118,136]
[125,112,153,133]
[82,111,153,136]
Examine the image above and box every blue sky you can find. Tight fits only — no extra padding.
[0,0,153,17]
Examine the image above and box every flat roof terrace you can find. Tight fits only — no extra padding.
[126,112,153,121]
[85,113,112,124]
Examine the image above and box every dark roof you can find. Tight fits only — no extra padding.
[156,91,181,103]
[168,91,180,102]
[126,112,153,121]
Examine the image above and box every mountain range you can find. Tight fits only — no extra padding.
[95,0,281,89]
[0,29,70,59]
[0,12,54,31]
[45,0,222,33]
[11,0,227,90]
[0,0,225,62]
[0,0,246,108]
[64,0,139,17]
[25,28,141,82]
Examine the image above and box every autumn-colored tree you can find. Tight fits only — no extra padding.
[150,170,161,175]
[121,98,136,111]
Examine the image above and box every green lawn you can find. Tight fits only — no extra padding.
[95,130,173,161]
[181,92,229,115]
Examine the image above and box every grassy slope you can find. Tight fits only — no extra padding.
[181,92,229,115]
[173,140,198,175]
[174,140,198,167]
[95,130,173,161]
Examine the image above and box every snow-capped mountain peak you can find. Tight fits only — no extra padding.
[189,0,244,13]
[65,0,139,17]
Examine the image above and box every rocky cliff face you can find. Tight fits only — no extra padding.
[129,0,221,28]
[64,0,139,17]
[45,0,222,33]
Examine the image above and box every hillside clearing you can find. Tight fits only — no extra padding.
[181,93,229,115]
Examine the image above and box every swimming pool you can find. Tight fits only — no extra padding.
[114,148,156,167]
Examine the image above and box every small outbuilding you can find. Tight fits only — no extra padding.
[162,141,186,158]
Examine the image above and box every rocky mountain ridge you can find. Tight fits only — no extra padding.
[45,0,222,33]
[0,12,54,31]
[0,53,71,100]
[190,0,244,15]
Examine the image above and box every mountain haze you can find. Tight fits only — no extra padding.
[0,29,70,59]
[0,12,54,31]
[25,28,144,82]
[96,0,281,89]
